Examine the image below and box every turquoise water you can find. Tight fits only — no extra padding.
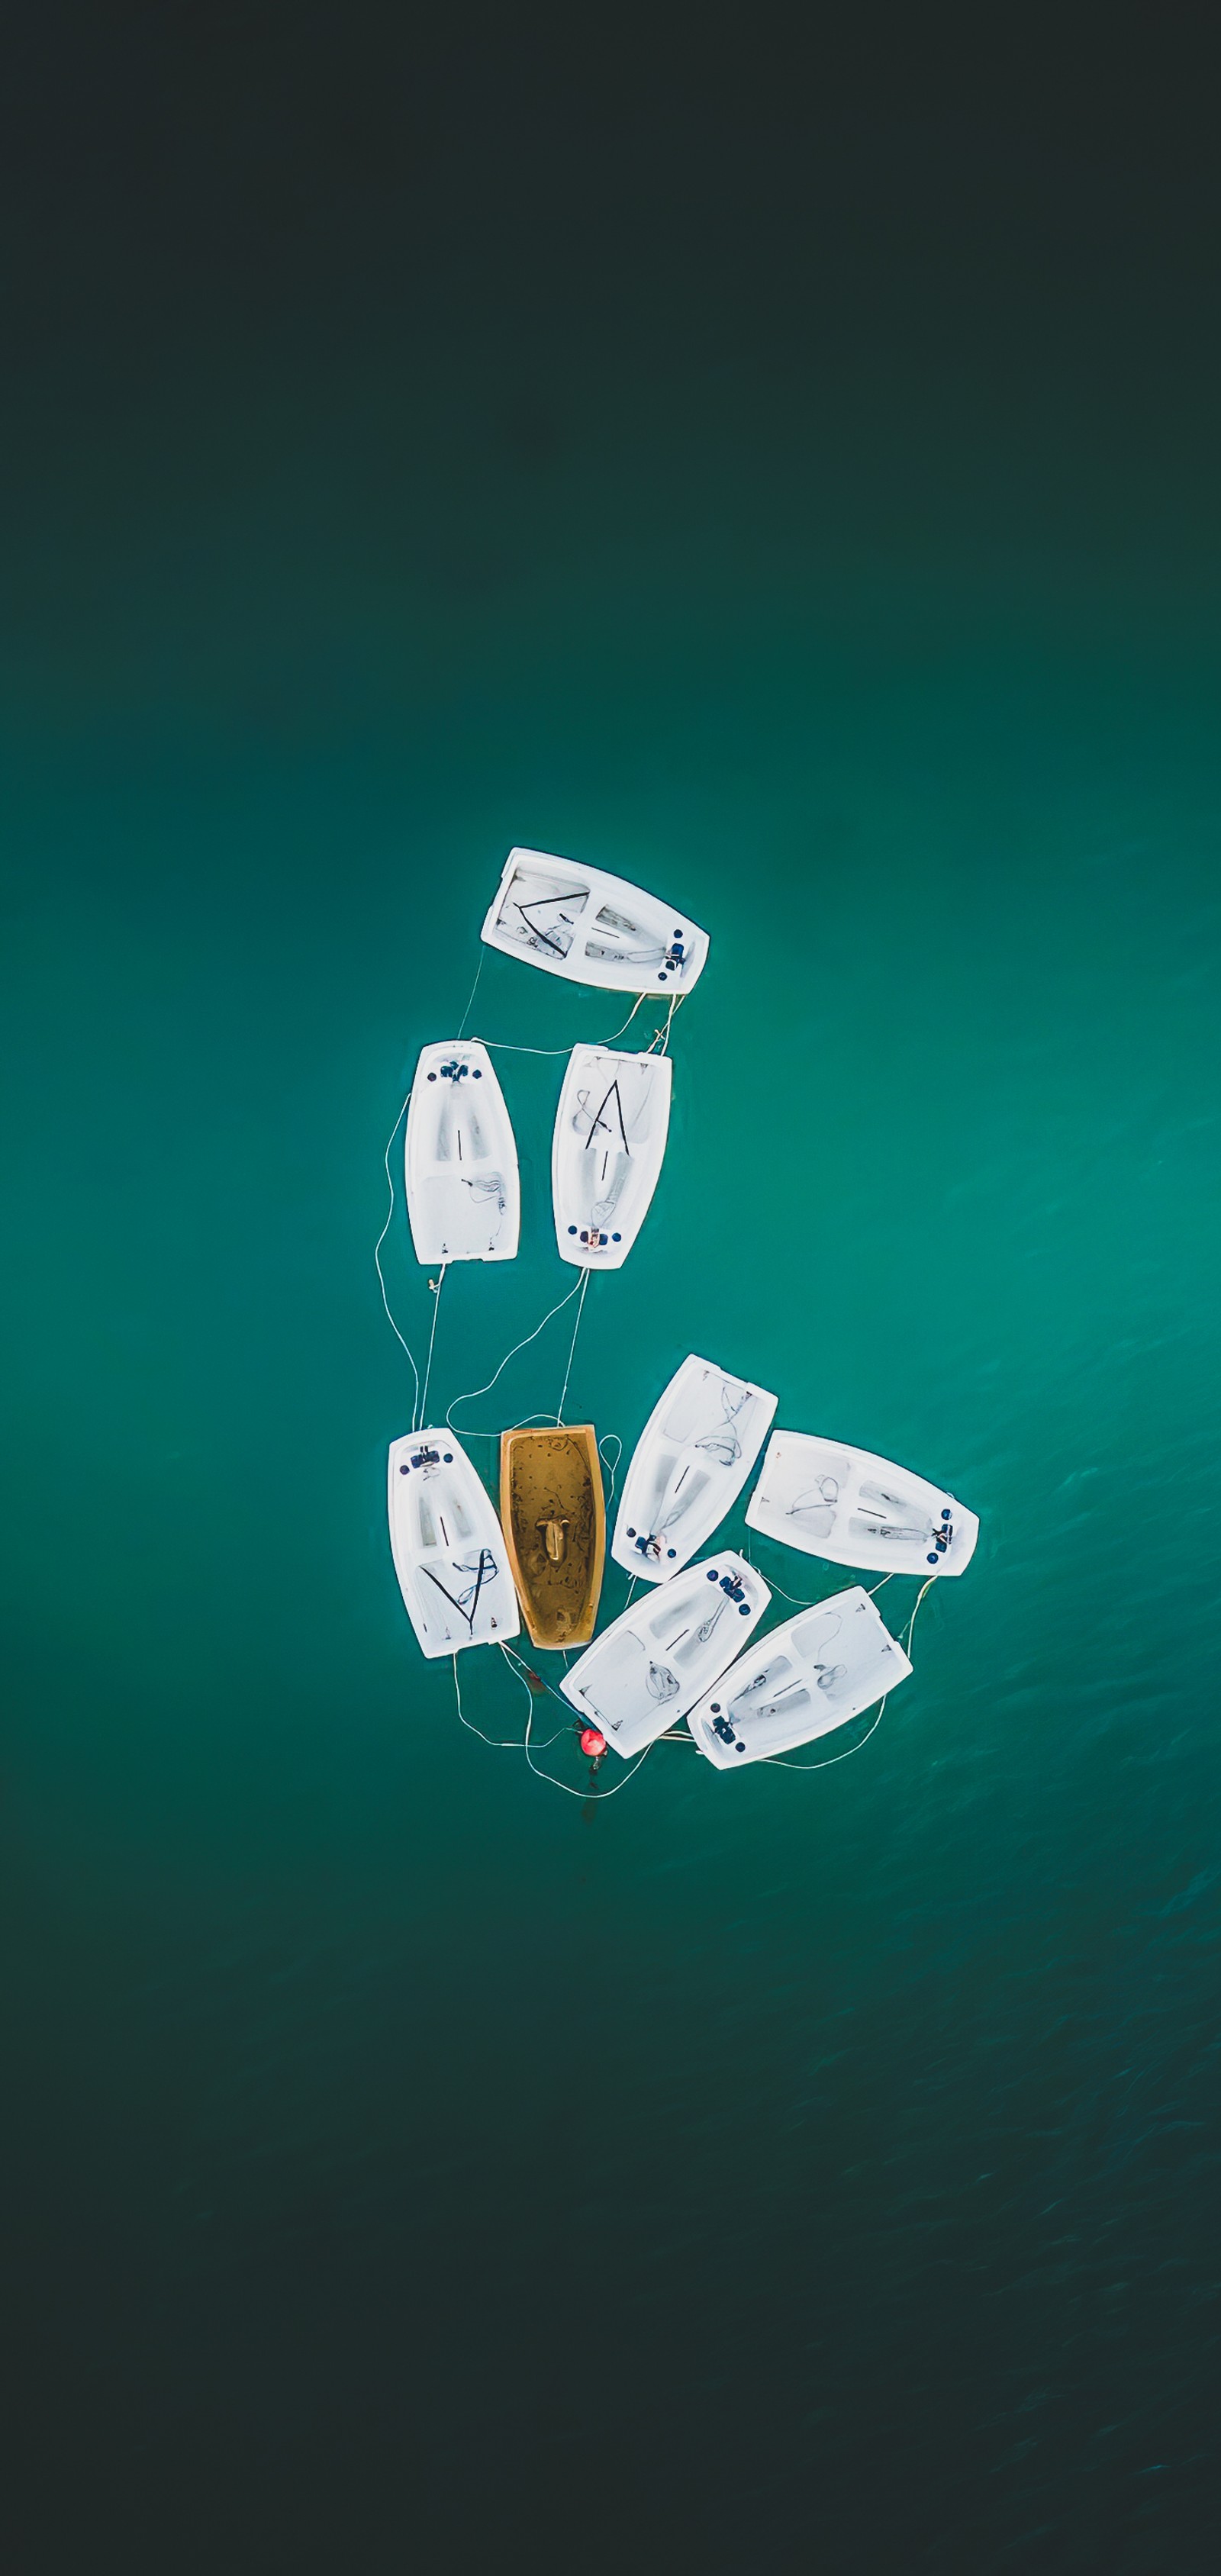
[5,14,1221,2568]
[8,487,1219,2564]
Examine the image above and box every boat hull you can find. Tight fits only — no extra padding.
[561,1552,770,1757]
[688,1587,912,1770]
[613,1354,778,1580]
[404,1040,519,1264]
[388,1428,520,1660]
[746,1432,978,1577]
[500,1425,606,1650]
[481,847,709,995]
[552,1046,672,1269]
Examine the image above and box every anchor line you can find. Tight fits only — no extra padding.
[453,1652,572,1750]
[456,948,485,1040]
[414,1261,448,1433]
[445,1274,585,1431]
[556,1270,590,1425]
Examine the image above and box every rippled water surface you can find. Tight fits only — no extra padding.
[5,14,1221,2571]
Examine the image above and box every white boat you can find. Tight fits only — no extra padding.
[553,1046,672,1268]
[746,1432,978,1577]
[481,848,709,995]
[612,1354,778,1579]
[404,1041,519,1265]
[687,1587,912,1770]
[561,1552,770,1757]
[387,1428,520,1660]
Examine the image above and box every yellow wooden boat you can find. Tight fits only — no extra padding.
[499,1425,605,1650]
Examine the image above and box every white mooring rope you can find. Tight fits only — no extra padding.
[414,1263,448,1432]
[444,1274,585,1432]
[555,1269,590,1424]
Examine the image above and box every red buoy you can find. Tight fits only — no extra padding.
[579,1727,607,1759]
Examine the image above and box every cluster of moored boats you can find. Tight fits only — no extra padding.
[386,847,978,1777]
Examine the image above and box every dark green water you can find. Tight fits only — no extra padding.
[5,10,1221,2570]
